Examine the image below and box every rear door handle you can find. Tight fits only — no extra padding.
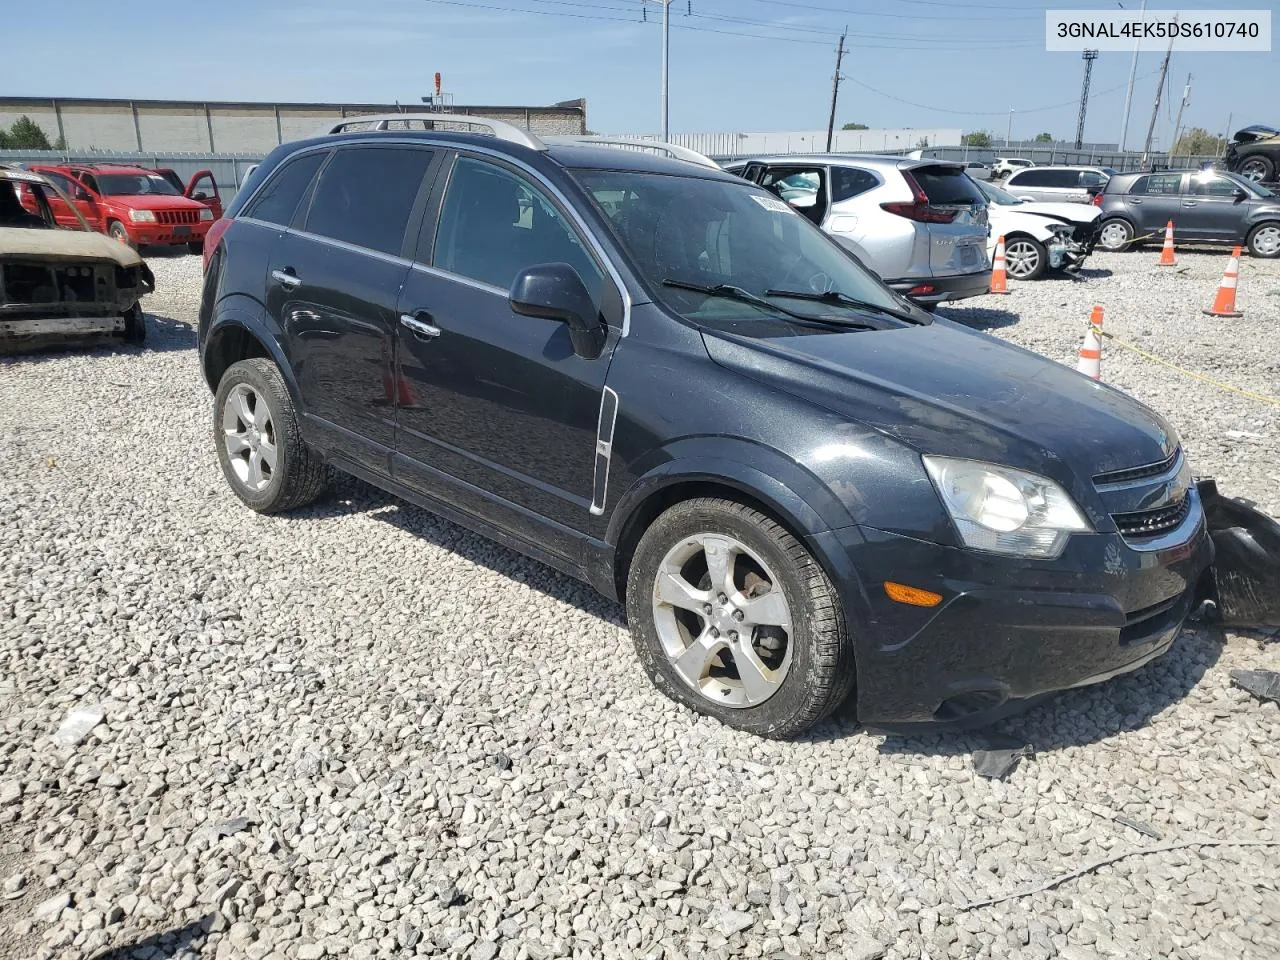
[271,268,301,289]
[1130,198,1143,204]
[1182,201,1198,207]
[400,312,441,339]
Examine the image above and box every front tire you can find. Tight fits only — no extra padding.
[107,221,134,248]
[1239,156,1275,183]
[626,498,855,739]
[1097,218,1135,252]
[1247,221,1280,259]
[214,358,327,513]
[120,302,146,344]
[1003,236,1048,280]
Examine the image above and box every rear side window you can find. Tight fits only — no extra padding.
[1133,173,1184,196]
[911,167,982,204]
[831,167,879,202]
[1079,171,1106,188]
[1009,169,1077,188]
[305,147,434,255]
[244,152,326,226]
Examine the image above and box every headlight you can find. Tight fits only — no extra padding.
[1046,223,1075,236]
[199,208,214,221]
[923,456,1092,559]
[128,209,156,223]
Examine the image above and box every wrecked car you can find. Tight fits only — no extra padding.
[972,177,1100,279]
[1225,125,1280,184]
[1,168,153,350]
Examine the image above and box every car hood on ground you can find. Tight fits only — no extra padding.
[0,227,144,267]
[1003,201,1101,224]
[702,318,1177,483]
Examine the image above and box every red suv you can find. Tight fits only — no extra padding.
[27,163,215,253]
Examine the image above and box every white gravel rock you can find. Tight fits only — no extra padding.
[0,249,1278,959]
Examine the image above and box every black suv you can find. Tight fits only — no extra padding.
[198,116,1212,738]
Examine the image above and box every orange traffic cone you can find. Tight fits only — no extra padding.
[1077,305,1104,380]
[1157,220,1177,266]
[1203,246,1244,318]
[990,235,1009,294]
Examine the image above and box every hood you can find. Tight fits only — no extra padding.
[1005,201,1101,224]
[1233,125,1279,144]
[702,319,1177,488]
[107,194,206,211]
[0,227,145,267]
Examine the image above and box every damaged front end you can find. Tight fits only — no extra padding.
[0,255,154,349]
[1048,220,1100,275]
[1195,478,1280,628]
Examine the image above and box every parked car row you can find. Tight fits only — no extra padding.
[193,118,1214,738]
[11,162,220,253]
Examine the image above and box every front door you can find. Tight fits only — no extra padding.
[265,144,438,475]
[35,170,105,232]
[759,165,829,227]
[1182,173,1251,242]
[186,169,223,219]
[393,153,619,560]
[1128,172,1186,236]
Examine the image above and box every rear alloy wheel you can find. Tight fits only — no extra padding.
[1247,222,1280,259]
[1239,156,1275,183]
[1098,219,1135,252]
[626,498,855,739]
[214,358,327,513]
[1003,236,1048,280]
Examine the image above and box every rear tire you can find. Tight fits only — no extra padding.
[1246,221,1280,259]
[626,498,855,739]
[214,358,327,514]
[187,240,205,255]
[1097,218,1136,252]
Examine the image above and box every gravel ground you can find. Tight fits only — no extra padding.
[1,247,1279,960]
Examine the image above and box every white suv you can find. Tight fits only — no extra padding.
[991,157,1034,179]
[726,155,991,307]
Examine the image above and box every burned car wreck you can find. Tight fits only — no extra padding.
[1225,125,1280,185]
[1,168,153,350]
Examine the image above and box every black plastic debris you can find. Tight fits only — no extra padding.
[1197,480,1280,628]
[1230,669,1280,704]
[972,736,1034,779]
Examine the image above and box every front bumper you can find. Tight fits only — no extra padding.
[885,269,989,305]
[810,500,1213,730]
[124,221,211,246]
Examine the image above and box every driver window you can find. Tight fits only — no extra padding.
[1192,176,1241,198]
[760,167,827,225]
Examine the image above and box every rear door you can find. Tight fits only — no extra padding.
[1183,173,1250,241]
[1126,173,1187,235]
[265,144,439,475]
[185,170,223,219]
[909,164,989,277]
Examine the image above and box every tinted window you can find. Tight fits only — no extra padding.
[434,156,602,295]
[40,171,78,196]
[306,147,433,255]
[245,152,326,227]
[1132,173,1184,196]
[1191,175,1241,197]
[912,167,982,204]
[1010,169,1076,188]
[1079,171,1106,188]
[831,166,879,202]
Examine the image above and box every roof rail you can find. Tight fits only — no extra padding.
[543,136,720,170]
[313,113,547,151]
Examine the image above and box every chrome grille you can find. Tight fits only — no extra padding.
[1112,493,1192,541]
[1093,446,1181,486]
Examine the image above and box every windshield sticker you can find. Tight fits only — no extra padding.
[750,194,796,214]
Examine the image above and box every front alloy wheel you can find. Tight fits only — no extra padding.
[1004,237,1047,280]
[627,498,856,738]
[1239,157,1274,183]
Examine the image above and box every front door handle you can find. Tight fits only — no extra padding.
[400,312,441,339]
[271,268,301,289]
[1182,201,1198,207]
[1130,198,1144,204]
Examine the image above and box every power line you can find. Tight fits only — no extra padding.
[742,0,1043,18]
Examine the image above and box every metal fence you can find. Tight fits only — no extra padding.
[0,150,266,205]
[902,143,1222,174]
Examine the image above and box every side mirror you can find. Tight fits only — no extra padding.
[509,262,605,360]
[192,191,208,201]
[1235,188,1248,202]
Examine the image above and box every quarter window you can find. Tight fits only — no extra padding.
[831,167,878,202]
[305,147,434,255]
[433,156,602,295]
[244,152,326,227]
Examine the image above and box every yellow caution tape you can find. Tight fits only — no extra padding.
[1095,328,1280,408]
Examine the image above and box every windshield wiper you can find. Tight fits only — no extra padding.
[765,288,924,325]
[661,279,875,330]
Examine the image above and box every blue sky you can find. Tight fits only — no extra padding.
[6,0,1276,146]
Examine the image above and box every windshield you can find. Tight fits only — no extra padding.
[95,173,182,197]
[974,179,1023,206]
[572,169,908,327]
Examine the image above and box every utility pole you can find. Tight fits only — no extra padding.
[1118,0,1148,151]
[1006,107,1013,147]
[825,29,847,152]
[643,0,673,139]
[1141,17,1176,165]
[1075,50,1098,150]
[1170,73,1192,158]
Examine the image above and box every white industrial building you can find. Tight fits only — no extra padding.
[610,128,964,158]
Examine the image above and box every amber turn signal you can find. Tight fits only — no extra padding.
[883,581,943,608]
